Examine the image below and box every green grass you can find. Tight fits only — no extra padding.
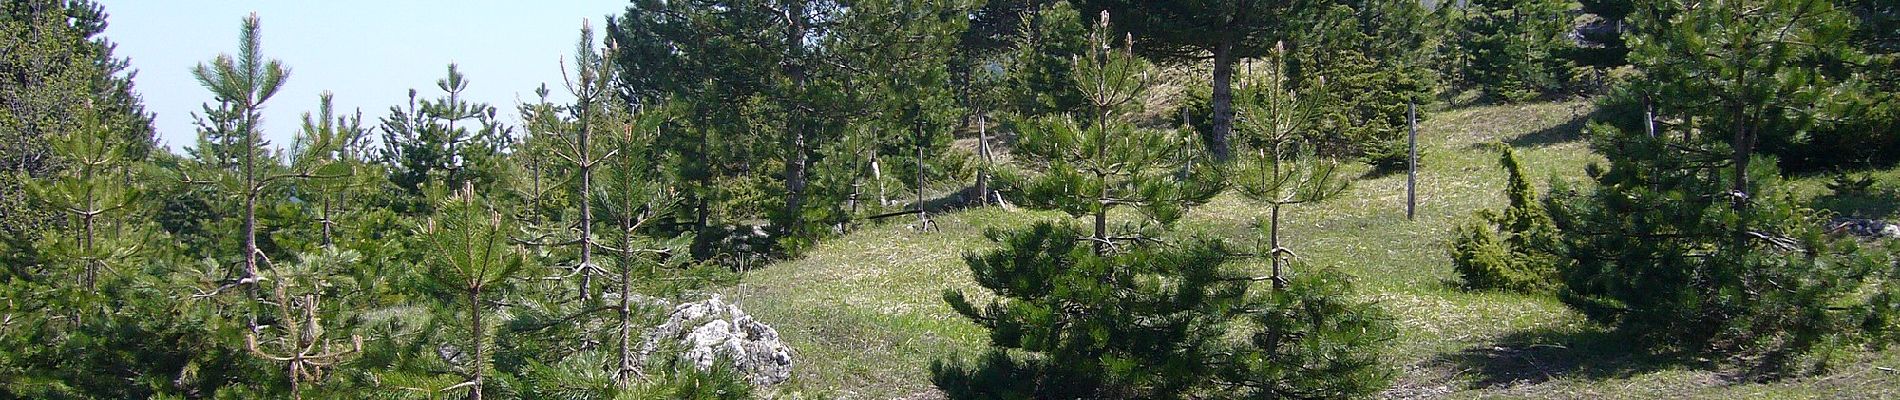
[725,99,1900,399]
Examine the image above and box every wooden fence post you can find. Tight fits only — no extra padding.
[1407,101,1417,221]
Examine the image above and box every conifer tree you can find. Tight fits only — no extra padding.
[543,21,613,302]
[189,12,291,286]
[567,23,700,385]
[1230,43,1350,290]
[379,64,514,212]
[1569,0,1635,69]
[1005,13,1222,254]
[1456,0,1574,101]
[1000,1,1089,120]
[934,15,1393,398]
[245,248,364,400]
[597,109,693,385]
[1285,0,1436,162]
[609,0,850,254]
[1,0,157,270]
[417,183,525,400]
[1450,146,1560,293]
[290,92,369,248]
[24,110,145,289]
[1552,0,1892,360]
[1079,0,1324,160]
[835,0,972,230]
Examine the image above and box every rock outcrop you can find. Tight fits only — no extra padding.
[640,295,793,386]
[1828,217,1900,239]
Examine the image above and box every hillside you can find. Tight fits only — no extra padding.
[726,99,1900,399]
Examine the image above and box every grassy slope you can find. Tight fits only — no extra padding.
[728,100,1900,399]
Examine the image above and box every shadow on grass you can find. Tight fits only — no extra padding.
[1360,166,1406,180]
[1428,325,1705,389]
[1813,188,1900,219]
[1464,104,1596,150]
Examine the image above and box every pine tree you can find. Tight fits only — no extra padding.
[609,0,850,255]
[379,64,514,212]
[1287,0,1436,161]
[1000,1,1089,120]
[1568,0,1635,69]
[0,0,157,272]
[245,248,364,400]
[1457,0,1575,101]
[291,92,370,248]
[417,183,525,400]
[1551,0,1892,362]
[1230,43,1351,290]
[835,0,973,230]
[189,12,292,286]
[934,15,1394,398]
[1079,0,1325,160]
[23,110,145,289]
[540,21,614,303]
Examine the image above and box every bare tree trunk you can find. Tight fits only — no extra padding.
[915,121,929,229]
[319,194,334,247]
[290,363,302,400]
[81,182,96,289]
[975,112,990,206]
[1209,40,1237,162]
[873,152,886,206]
[1730,109,1753,211]
[780,1,813,237]
[1643,96,1656,138]
[1407,102,1417,220]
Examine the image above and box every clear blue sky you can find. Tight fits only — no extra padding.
[99,1,630,153]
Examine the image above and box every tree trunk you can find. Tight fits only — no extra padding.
[578,97,595,303]
[1209,40,1238,162]
[1093,103,1110,255]
[975,112,990,206]
[468,287,484,400]
[915,121,929,229]
[781,1,812,237]
[81,191,95,289]
[244,121,259,284]
[1730,109,1752,211]
[615,217,637,385]
[319,194,334,247]
[290,363,302,400]
[1407,102,1418,220]
[873,155,886,206]
[1269,204,1286,290]
[785,125,810,235]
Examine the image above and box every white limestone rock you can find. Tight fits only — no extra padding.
[640,295,793,386]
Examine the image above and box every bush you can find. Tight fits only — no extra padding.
[1449,146,1560,292]
[933,223,1394,399]
[1824,171,1877,197]
[1451,216,1554,293]
[1548,124,1895,364]
[1360,138,1421,175]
